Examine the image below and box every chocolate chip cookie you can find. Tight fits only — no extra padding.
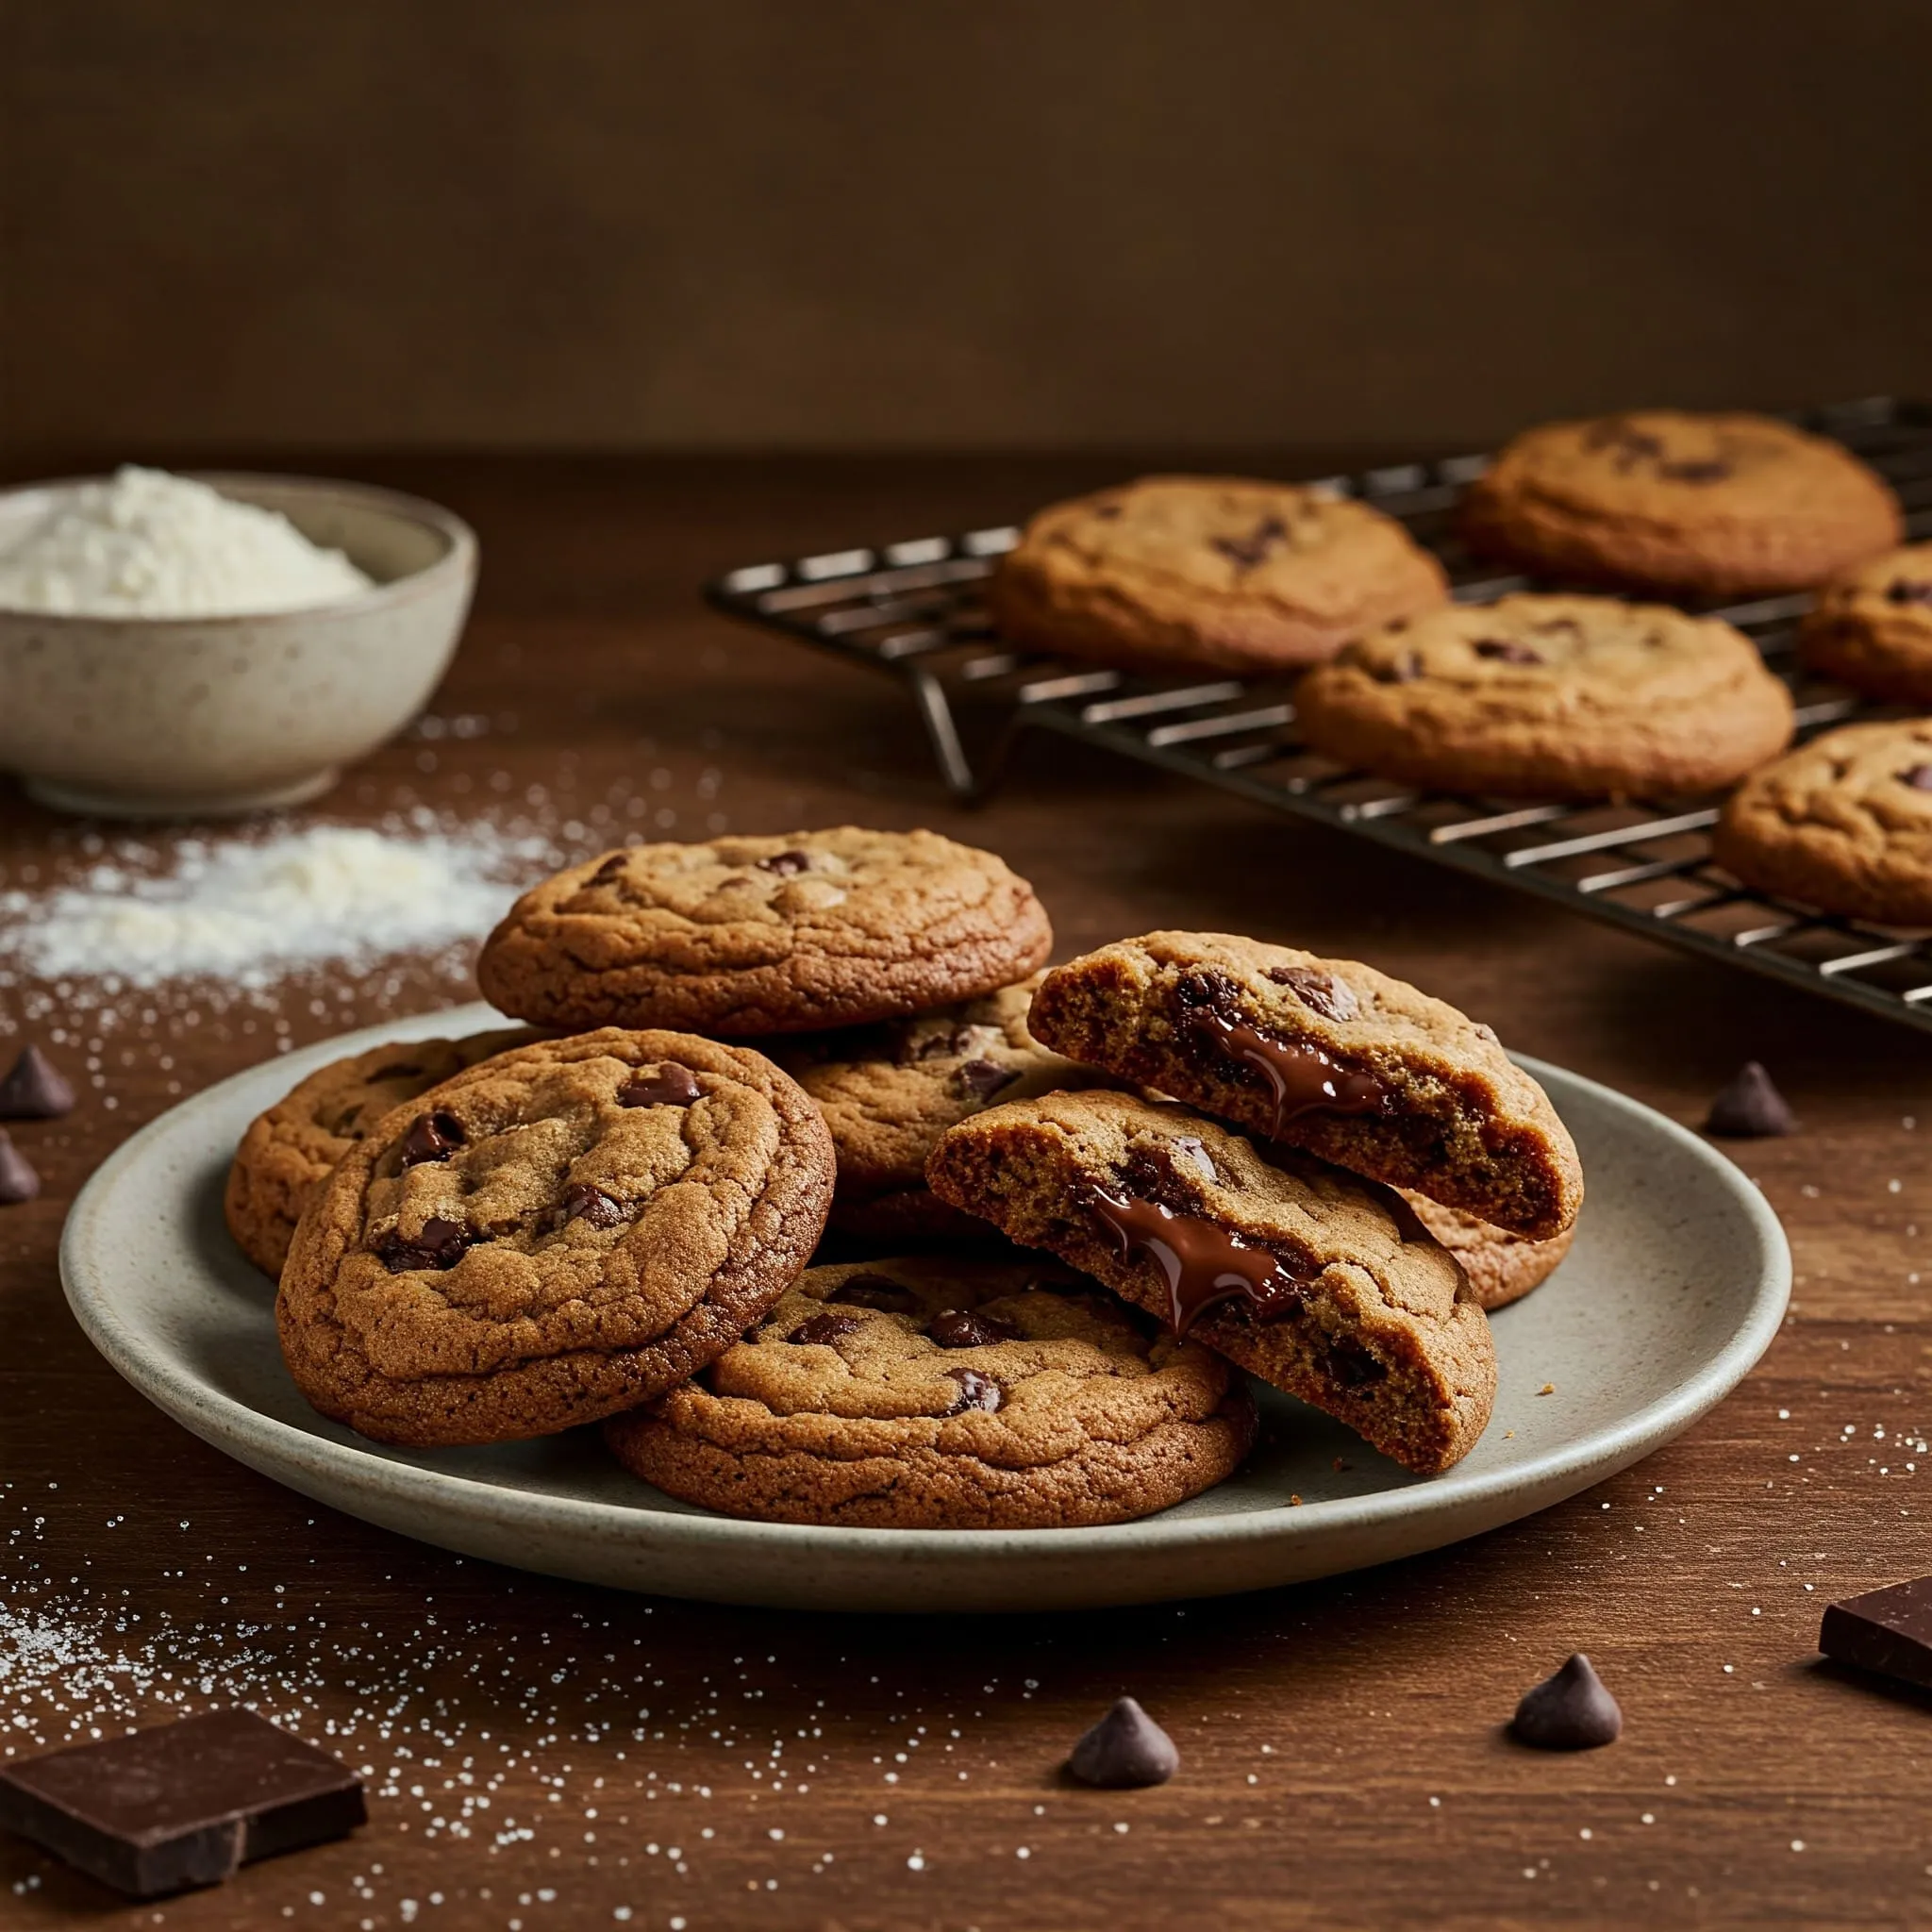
[1462,411,1902,597]
[1711,720,1932,925]
[987,475,1450,676]
[925,1092,1494,1475]
[477,828,1053,1036]
[1402,1193,1574,1312]
[775,973,1108,1240]
[276,1028,835,1446]
[1294,592,1793,798]
[1798,541,1932,705]
[604,1254,1257,1527]
[1027,933,1582,1240]
[225,1027,536,1279]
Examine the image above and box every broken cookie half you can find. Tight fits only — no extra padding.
[926,1090,1495,1476]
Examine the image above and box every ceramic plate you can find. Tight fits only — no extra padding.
[61,1004,1789,1613]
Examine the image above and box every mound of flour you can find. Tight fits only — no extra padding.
[0,824,546,991]
[0,465,374,618]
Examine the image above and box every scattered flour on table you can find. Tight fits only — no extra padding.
[0,465,373,618]
[0,823,547,991]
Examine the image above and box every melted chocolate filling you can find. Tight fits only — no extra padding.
[1086,1182,1309,1335]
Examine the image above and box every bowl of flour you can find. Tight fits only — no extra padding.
[0,468,476,818]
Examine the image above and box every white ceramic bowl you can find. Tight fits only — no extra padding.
[0,473,477,818]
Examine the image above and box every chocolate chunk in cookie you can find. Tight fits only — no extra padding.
[276,1028,835,1446]
[1712,720,1932,926]
[225,1027,538,1280]
[774,973,1109,1241]
[1461,410,1901,597]
[1296,593,1793,799]
[477,828,1052,1037]
[987,475,1449,676]
[925,1091,1495,1476]
[603,1255,1257,1528]
[1799,541,1932,706]
[1028,933,1582,1241]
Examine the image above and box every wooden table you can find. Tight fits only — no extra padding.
[3,457,1928,1932]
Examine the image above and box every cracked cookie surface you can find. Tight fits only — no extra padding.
[1461,410,1901,597]
[775,973,1109,1240]
[604,1254,1256,1527]
[988,475,1449,675]
[1712,719,1932,925]
[1027,932,1582,1240]
[1798,541,1932,706]
[477,828,1052,1036]
[276,1028,835,1446]
[225,1027,536,1280]
[924,1091,1494,1475]
[1295,592,1793,799]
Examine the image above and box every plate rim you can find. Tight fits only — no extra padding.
[59,1003,1792,1568]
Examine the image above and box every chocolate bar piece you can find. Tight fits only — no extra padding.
[0,1708,364,1897]
[1819,1575,1932,1690]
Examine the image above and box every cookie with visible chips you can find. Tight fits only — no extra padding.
[924,1091,1495,1476]
[776,974,1109,1240]
[276,1028,835,1446]
[225,1027,536,1279]
[477,828,1052,1037]
[603,1254,1257,1527]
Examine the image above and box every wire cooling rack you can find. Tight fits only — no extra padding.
[706,397,1932,1035]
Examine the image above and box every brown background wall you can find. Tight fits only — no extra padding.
[6,0,1929,459]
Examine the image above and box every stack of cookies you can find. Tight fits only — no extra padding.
[992,411,1932,928]
[241,827,1583,1530]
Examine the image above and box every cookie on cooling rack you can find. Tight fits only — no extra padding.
[476,828,1052,1036]
[1461,410,1901,597]
[276,1029,834,1446]
[1712,719,1932,926]
[1292,592,1794,799]
[924,1091,1495,1476]
[1798,541,1932,706]
[604,1254,1257,1528]
[986,475,1450,676]
[1026,932,1582,1241]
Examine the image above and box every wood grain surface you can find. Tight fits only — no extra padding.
[3,458,1930,1930]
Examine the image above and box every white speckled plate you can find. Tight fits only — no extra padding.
[61,1004,1789,1613]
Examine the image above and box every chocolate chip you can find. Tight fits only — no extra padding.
[910,1033,957,1061]
[1704,1061,1796,1138]
[399,1110,465,1167]
[376,1216,470,1273]
[1323,1337,1387,1388]
[1510,1654,1622,1751]
[790,1310,864,1346]
[619,1063,702,1108]
[1211,515,1289,574]
[1474,639,1542,665]
[561,1183,625,1228]
[1265,964,1358,1022]
[1174,968,1241,1019]
[944,1367,1002,1413]
[1064,1697,1179,1788]
[0,1131,41,1204]
[758,850,811,876]
[1906,764,1932,791]
[951,1058,1019,1102]
[1886,580,1932,606]
[0,1045,75,1120]
[831,1273,920,1313]
[591,853,629,882]
[926,1307,1018,1348]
